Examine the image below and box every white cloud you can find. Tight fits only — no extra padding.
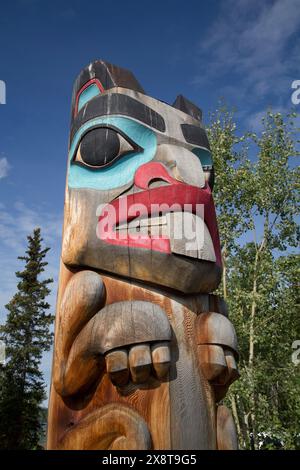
[0,201,62,254]
[194,0,300,107]
[0,157,10,179]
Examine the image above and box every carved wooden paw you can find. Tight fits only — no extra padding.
[54,270,172,398]
[105,341,171,386]
[196,312,239,401]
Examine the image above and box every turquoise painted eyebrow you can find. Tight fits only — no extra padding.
[77,84,101,113]
[192,148,213,167]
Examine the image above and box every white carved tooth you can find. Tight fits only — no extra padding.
[128,219,140,229]
[128,225,148,235]
[149,224,169,237]
[140,216,167,227]
[166,212,216,262]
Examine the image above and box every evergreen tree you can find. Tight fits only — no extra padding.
[0,228,53,449]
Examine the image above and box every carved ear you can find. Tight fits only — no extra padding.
[172,94,202,122]
[71,60,145,118]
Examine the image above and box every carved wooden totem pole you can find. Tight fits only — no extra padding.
[47,60,239,450]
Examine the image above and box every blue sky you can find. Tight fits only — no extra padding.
[0,0,299,401]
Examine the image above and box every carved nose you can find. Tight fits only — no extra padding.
[134,162,180,190]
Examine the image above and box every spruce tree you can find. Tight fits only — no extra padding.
[0,228,54,449]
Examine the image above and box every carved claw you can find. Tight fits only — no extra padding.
[151,342,171,379]
[105,341,171,386]
[55,275,172,398]
[105,349,130,386]
[99,301,171,387]
[195,312,239,401]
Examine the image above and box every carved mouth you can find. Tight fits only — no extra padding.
[114,212,216,262]
[97,183,222,266]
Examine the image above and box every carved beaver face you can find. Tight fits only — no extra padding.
[62,60,222,293]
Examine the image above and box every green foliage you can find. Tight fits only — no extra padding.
[207,106,253,252]
[0,228,54,449]
[208,107,300,449]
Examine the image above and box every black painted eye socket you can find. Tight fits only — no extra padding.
[74,126,140,169]
[81,128,119,166]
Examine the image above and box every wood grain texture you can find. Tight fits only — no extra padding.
[56,299,171,397]
[216,405,238,450]
[105,350,129,386]
[167,298,215,449]
[57,403,151,450]
[129,344,152,384]
[220,349,240,386]
[196,313,239,399]
[151,342,171,379]
[198,344,227,381]
[48,274,227,449]
[196,312,238,355]
[53,269,106,397]
[48,271,237,450]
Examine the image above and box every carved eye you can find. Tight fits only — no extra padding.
[74,127,140,169]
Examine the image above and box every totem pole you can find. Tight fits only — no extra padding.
[47,60,239,450]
